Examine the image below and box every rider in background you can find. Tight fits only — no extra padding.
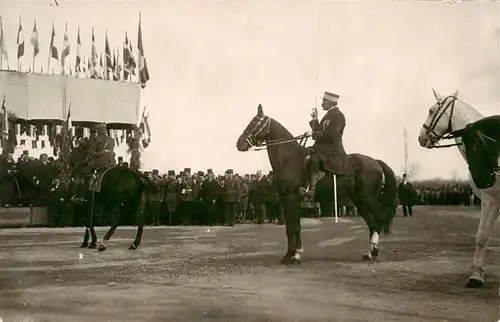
[306,91,350,198]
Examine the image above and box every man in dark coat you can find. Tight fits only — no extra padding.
[200,169,220,225]
[306,91,351,197]
[398,173,416,217]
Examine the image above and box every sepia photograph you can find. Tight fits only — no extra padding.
[0,0,499,321]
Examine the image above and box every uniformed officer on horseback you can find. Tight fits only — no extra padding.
[87,123,116,172]
[305,91,350,197]
[71,123,116,203]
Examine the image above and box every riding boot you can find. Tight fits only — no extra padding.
[71,178,88,203]
[308,172,320,199]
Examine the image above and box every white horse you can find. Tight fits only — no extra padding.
[418,88,499,288]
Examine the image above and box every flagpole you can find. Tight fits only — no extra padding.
[403,127,408,175]
[47,23,52,75]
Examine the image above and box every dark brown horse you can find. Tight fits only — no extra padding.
[236,104,398,264]
[70,138,146,252]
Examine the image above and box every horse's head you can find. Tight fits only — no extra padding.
[236,104,272,152]
[418,88,459,149]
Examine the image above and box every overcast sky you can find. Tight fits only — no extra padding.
[1,0,499,179]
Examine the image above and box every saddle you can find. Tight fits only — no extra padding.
[456,117,500,189]
[304,147,354,177]
[88,166,115,193]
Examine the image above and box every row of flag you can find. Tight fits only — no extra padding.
[0,15,150,88]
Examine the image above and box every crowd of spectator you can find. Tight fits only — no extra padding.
[0,151,481,228]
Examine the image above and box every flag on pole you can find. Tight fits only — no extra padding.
[91,28,98,78]
[0,16,8,65]
[137,14,150,88]
[105,31,112,79]
[61,23,71,71]
[67,103,72,129]
[123,33,130,79]
[17,17,24,59]
[1,95,8,139]
[49,23,59,60]
[139,106,151,148]
[75,26,81,73]
[30,19,39,57]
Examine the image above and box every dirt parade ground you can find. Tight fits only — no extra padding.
[0,206,499,322]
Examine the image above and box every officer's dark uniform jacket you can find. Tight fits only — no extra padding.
[88,131,116,170]
[309,107,350,176]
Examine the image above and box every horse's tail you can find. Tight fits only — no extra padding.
[375,159,398,236]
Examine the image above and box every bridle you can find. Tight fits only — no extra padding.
[422,95,462,148]
[244,115,308,151]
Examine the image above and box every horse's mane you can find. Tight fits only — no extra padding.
[269,118,307,151]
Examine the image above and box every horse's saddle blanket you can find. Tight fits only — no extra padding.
[457,116,500,189]
[89,166,115,193]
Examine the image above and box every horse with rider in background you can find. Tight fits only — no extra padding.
[70,123,146,252]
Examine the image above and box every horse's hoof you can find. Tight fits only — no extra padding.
[291,258,302,265]
[361,254,372,261]
[80,243,88,248]
[129,244,137,250]
[371,247,380,258]
[281,256,293,265]
[88,243,97,249]
[97,244,107,252]
[465,277,484,288]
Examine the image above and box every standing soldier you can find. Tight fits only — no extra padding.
[253,170,269,224]
[238,176,249,222]
[180,168,195,225]
[150,169,164,225]
[223,169,240,226]
[0,153,16,207]
[164,170,179,225]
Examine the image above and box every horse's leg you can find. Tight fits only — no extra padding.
[80,227,90,248]
[130,206,145,250]
[280,193,296,264]
[88,195,98,249]
[466,198,500,288]
[355,200,376,261]
[97,203,119,252]
[291,192,303,264]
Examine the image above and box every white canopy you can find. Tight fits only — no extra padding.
[0,70,140,125]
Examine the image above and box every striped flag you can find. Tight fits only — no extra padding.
[0,16,8,67]
[137,14,150,88]
[1,95,8,139]
[91,28,98,78]
[61,23,71,71]
[30,19,39,57]
[105,32,112,79]
[49,23,59,61]
[17,17,24,59]
[75,26,81,72]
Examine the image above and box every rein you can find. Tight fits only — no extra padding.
[245,115,309,151]
[251,134,309,151]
